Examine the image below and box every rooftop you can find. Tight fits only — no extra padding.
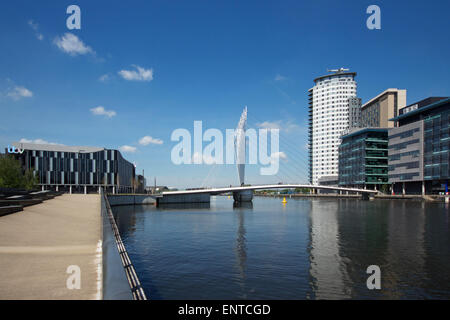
[341,127,389,139]
[361,88,406,109]
[12,142,105,153]
[390,97,450,121]
[313,68,356,83]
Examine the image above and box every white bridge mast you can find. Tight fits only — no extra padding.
[235,106,247,186]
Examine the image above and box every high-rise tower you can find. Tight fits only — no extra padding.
[308,68,357,185]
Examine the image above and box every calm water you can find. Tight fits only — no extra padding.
[112,196,450,299]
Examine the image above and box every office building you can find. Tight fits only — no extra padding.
[389,97,449,195]
[6,142,136,194]
[308,68,357,185]
[136,174,146,194]
[361,89,406,128]
[338,128,389,189]
[348,97,362,129]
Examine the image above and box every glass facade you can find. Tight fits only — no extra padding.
[10,145,135,190]
[361,102,380,128]
[339,129,389,188]
[423,108,450,180]
[387,121,423,183]
[390,97,449,194]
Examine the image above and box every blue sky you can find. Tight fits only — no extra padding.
[0,0,449,188]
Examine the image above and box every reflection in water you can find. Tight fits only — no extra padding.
[384,201,426,299]
[112,198,450,299]
[234,208,248,297]
[233,201,253,209]
[157,202,210,210]
[232,201,251,297]
[308,200,351,299]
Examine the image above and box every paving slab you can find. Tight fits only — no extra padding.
[0,194,101,300]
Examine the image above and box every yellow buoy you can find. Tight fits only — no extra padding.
[282,197,287,204]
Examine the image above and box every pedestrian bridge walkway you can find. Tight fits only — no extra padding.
[158,184,378,204]
[162,184,378,196]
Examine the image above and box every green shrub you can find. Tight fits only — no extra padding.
[0,155,38,190]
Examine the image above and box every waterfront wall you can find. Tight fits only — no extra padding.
[101,194,134,300]
[157,193,210,204]
[101,193,147,300]
[107,194,157,206]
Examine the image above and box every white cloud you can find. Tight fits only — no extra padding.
[54,33,94,56]
[274,74,287,81]
[256,120,282,130]
[90,106,116,118]
[256,120,300,133]
[192,152,217,165]
[271,151,288,161]
[118,65,153,82]
[19,138,63,145]
[119,145,137,153]
[139,136,163,146]
[98,74,110,82]
[28,20,44,40]
[7,86,33,100]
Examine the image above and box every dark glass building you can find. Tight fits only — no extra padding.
[6,142,135,194]
[338,128,389,190]
[389,97,449,195]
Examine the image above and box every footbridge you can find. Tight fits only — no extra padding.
[158,107,378,205]
[158,184,378,204]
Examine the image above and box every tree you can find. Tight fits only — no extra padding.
[380,184,389,194]
[0,155,37,190]
[0,155,24,188]
[23,169,38,190]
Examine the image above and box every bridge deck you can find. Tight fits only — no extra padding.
[162,184,378,196]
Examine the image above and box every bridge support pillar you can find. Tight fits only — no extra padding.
[233,190,253,202]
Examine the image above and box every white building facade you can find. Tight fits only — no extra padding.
[308,69,357,185]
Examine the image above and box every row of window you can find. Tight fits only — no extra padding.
[389,128,420,140]
[389,150,420,161]
[389,139,420,151]
[388,161,420,171]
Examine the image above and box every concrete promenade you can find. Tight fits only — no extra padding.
[0,194,102,300]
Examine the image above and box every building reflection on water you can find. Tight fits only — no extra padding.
[232,202,252,281]
[112,197,450,299]
[307,199,450,299]
[308,199,352,299]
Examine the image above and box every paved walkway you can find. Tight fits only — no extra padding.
[0,194,102,300]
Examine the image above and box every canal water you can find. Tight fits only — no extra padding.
[112,196,450,299]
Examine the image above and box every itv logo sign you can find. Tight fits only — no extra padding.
[7,145,24,154]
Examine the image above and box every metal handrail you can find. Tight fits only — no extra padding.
[102,192,147,300]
